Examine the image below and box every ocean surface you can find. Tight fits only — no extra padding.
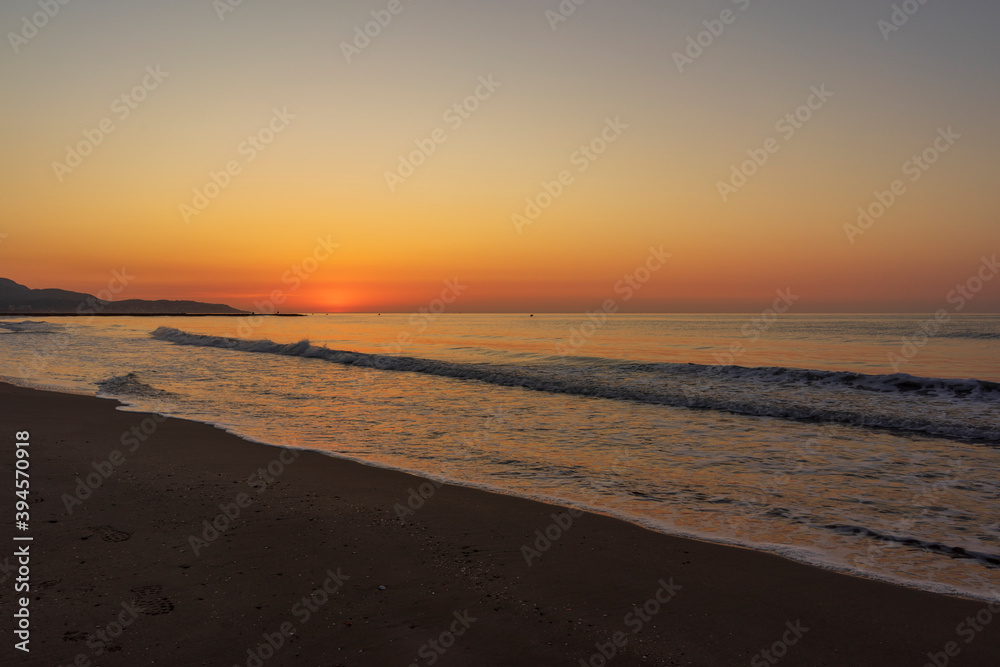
[1,313,998,602]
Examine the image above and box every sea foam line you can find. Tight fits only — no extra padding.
[150,327,999,443]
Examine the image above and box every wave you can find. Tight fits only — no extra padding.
[0,320,61,334]
[825,524,1000,569]
[95,372,170,399]
[634,362,1000,399]
[937,331,1000,341]
[150,327,1000,443]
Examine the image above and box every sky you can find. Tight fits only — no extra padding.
[1,0,998,312]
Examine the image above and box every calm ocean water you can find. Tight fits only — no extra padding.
[1,313,998,601]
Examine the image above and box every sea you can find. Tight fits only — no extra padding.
[1,313,997,602]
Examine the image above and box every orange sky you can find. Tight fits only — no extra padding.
[1,1,998,312]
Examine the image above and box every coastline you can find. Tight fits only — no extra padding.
[0,313,305,317]
[2,381,998,666]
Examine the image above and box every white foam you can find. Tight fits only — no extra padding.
[10,371,997,605]
[151,327,1000,443]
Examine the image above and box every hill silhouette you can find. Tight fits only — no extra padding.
[0,278,247,315]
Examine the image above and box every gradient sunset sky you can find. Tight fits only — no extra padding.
[1,0,998,312]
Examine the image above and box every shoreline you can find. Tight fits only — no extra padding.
[71,376,1000,603]
[2,381,999,665]
[0,313,305,317]
[145,408,999,607]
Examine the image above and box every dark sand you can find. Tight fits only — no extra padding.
[1,381,997,666]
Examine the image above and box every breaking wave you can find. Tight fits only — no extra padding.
[150,327,1000,443]
[95,372,169,398]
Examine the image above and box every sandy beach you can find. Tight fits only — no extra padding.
[1,380,998,666]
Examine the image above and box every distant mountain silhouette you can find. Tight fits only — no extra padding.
[0,278,247,315]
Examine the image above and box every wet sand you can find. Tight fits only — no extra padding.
[1,381,997,666]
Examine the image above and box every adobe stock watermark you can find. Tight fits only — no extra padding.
[878,0,933,41]
[555,246,670,356]
[52,65,169,183]
[17,267,134,379]
[852,458,970,571]
[56,598,145,666]
[406,609,477,667]
[750,620,810,666]
[235,567,350,667]
[761,438,822,494]
[578,578,682,666]
[234,236,339,337]
[393,438,496,523]
[80,268,135,310]
[392,409,507,521]
[717,85,833,202]
[187,448,301,556]
[512,117,628,234]
[213,0,250,22]
[393,478,444,522]
[921,600,1000,667]
[179,107,294,223]
[844,126,959,244]
[520,508,583,566]
[673,0,756,73]
[340,0,417,63]
[545,0,588,31]
[385,75,501,192]
[61,414,167,514]
[887,255,996,371]
[379,279,467,354]
[713,289,799,365]
[8,0,73,54]
[580,452,644,515]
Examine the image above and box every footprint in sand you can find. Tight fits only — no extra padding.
[87,525,132,543]
[130,585,175,615]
